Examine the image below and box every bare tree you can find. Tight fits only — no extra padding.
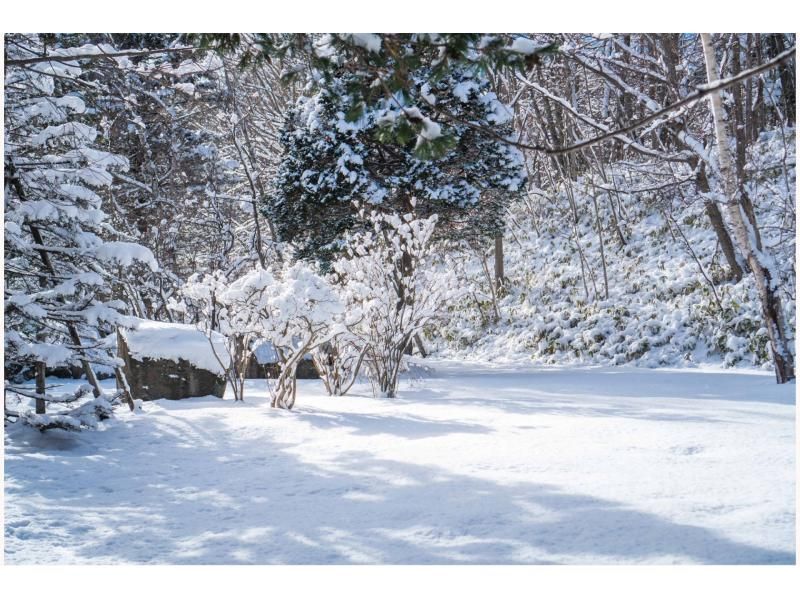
[700,33,794,383]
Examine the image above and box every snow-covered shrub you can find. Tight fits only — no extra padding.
[19,395,118,432]
[310,332,369,397]
[233,265,344,408]
[334,211,460,398]
[172,265,343,407]
[8,383,123,432]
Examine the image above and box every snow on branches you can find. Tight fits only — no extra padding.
[333,210,461,398]
[269,64,526,264]
[229,265,343,409]
[5,34,158,420]
[172,264,343,407]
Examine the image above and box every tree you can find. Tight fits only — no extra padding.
[92,35,257,316]
[173,265,344,407]
[4,34,158,416]
[268,64,527,265]
[310,333,369,397]
[227,265,343,409]
[333,211,460,398]
[169,270,246,402]
[700,33,795,383]
[196,33,556,156]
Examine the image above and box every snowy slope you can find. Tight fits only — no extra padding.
[435,129,796,371]
[4,361,794,564]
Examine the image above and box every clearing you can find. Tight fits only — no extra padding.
[4,360,795,564]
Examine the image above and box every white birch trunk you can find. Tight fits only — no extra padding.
[700,33,795,383]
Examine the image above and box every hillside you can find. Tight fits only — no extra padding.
[436,128,796,372]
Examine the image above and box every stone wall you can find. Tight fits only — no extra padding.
[117,333,226,401]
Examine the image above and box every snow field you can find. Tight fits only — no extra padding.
[4,360,795,564]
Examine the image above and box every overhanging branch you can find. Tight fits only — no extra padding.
[546,45,796,156]
[4,46,199,68]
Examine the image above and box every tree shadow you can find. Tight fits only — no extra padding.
[392,386,735,424]
[5,410,794,565]
[294,407,493,439]
[412,361,796,406]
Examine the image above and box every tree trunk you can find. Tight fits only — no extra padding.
[413,333,428,358]
[494,233,506,293]
[695,162,744,282]
[659,38,745,283]
[113,365,137,412]
[35,361,46,415]
[590,192,609,300]
[65,325,103,398]
[13,168,105,400]
[765,34,795,125]
[701,33,795,384]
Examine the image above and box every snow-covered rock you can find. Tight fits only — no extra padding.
[117,319,228,400]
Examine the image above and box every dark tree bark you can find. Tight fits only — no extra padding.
[35,362,46,415]
[695,162,745,282]
[765,34,795,125]
[494,233,506,292]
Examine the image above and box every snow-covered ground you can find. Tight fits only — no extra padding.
[4,361,795,564]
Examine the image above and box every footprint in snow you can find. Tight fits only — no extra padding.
[670,445,704,456]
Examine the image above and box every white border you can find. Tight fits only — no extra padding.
[2,8,797,598]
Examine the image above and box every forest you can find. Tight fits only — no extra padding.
[3,33,797,566]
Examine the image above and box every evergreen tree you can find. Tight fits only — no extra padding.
[195,33,555,154]
[268,65,527,264]
[4,34,157,411]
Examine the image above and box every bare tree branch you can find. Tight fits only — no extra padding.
[547,44,795,156]
[4,46,198,67]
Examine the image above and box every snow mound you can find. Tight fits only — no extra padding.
[120,319,229,376]
[252,339,278,364]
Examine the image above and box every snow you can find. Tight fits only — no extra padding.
[17,342,73,366]
[58,183,102,205]
[95,241,158,272]
[69,147,130,171]
[30,122,97,146]
[172,54,223,77]
[420,83,436,105]
[508,37,545,55]
[4,361,794,564]
[452,80,478,102]
[120,319,230,376]
[50,43,116,58]
[76,166,115,187]
[173,82,196,96]
[419,117,442,140]
[94,241,158,271]
[252,340,278,364]
[437,128,795,371]
[343,33,382,54]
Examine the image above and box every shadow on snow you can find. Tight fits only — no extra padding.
[5,400,794,565]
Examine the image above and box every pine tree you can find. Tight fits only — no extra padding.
[4,34,157,416]
[268,65,527,264]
